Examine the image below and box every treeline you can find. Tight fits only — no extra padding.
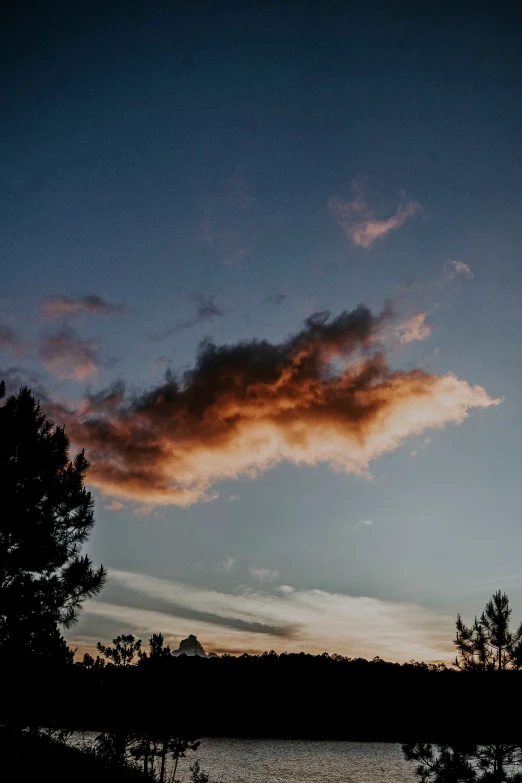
[5,642,522,743]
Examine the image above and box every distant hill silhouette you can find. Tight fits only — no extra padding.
[171,634,207,657]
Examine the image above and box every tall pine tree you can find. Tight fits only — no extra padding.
[0,382,106,662]
[455,591,522,671]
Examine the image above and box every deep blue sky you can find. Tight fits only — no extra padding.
[2,1,522,660]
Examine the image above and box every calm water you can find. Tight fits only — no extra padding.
[179,739,416,783]
[73,734,417,782]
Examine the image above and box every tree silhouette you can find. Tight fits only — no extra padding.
[81,652,95,668]
[455,591,522,671]
[403,742,522,782]
[97,634,142,666]
[0,383,106,661]
[168,738,201,783]
[94,730,138,768]
[138,632,172,663]
[186,760,209,783]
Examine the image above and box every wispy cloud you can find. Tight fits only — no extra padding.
[50,305,501,506]
[250,567,279,582]
[42,294,126,319]
[447,260,474,280]
[399,313,431,344]
[330,187,422,248]
[152,294,225,340]
[74,569,454,662]
[0,366,45,398]
[38,327,97,381]
[0,324,24,355]
[104,500,125,511]
[410,435,432,458]
[217,556,235,574]
[264,292,287,306]
[356,519,374,528]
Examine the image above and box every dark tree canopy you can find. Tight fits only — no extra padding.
[97,634,142,667]
[455,591,522,672]
[0,383,106,661]
[403,742,522,782]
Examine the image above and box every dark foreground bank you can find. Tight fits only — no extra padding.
[0,727,149,783]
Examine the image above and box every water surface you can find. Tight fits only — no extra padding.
[192,739,416,783]
[74,734,416,782]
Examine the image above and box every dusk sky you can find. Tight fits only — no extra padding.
[3,1,522,662]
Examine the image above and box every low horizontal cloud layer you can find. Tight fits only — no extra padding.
[39,327,97,381]
[52,305,500,506]
[42,294,125,319]
[330,190,421,248]
[74,570,454,662]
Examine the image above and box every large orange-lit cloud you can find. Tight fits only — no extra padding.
[330,190,421,248]
[53,306,500,506]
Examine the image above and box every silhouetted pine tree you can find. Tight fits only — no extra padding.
[138,632,172,663]
[403,742,522,782]
[455,591,522,671]
[0,383,106,662]
[97,634,142,666]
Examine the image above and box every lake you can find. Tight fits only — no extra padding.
[186,739,416,782]
[72,734,417,782]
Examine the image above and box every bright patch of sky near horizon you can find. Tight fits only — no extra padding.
[2,1,522,661]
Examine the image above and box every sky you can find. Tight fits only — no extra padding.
[2,1,522,663]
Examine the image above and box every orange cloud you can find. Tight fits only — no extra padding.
[39,327,97,381]
[330,190,421,248]
[104,500,125,511]
[42,294,125,319]
[400,313,431,344]
[52,306,500,506]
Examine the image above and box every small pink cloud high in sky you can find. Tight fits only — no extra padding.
[329,188,422,248]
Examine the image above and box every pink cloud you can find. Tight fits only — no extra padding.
[42,294,125,319]
[330,189,422,248]
[104,500,125,511]
[400,313,431,344]
[0,324,24,355]
[447,260,474,280]
[38,327,97,381]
